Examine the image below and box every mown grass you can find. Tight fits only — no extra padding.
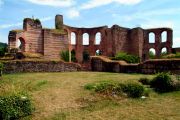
[0,72,180,120]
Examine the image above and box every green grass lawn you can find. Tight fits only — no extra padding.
[0,72,180,120]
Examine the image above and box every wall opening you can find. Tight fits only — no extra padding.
[161,47,167,56]
[71,32,76,45]
[149,48,156,59]
[83,33,89,45]
[95,49,102,56]
[149,32,155,43]
[16,38,25,52]
[161,31,167,42]
[95,32,101,45]
[83,50,90,62]
[71,49,76,62]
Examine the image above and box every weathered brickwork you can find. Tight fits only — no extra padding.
[9,15,173,63]
[2,61,81,74]
[91,56,180,74]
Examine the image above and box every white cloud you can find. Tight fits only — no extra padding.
[66,9,80,19]
[122,8,180,22]
[0,16,53,29]
[40,16,54,22]
[0,22,22,29]
[25,0,75,7]
[141,20,174,29]
[80,0,142,9]
[173,37,180,48]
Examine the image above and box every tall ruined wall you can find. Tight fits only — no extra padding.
[111,25,130,56]
[43,29,68,60]
[129,28,144,61]
[64,25,108,63]
[23,18,43,53]
[143,28,173,60]
[8,15,174,62]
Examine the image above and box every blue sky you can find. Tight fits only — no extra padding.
[0,0,180,48]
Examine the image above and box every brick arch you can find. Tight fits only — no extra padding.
[95,32,101,45]
[161,31,167,42]
[17,37,26,52]
[63,25,108,63]
[148,32,155,43]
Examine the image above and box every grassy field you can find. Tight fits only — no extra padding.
[0,72,180,120]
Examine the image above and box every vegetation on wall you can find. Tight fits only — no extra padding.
[60,50,76,62]
[161,52,180,59]
[112,52,140,63]
[149,51,156,59]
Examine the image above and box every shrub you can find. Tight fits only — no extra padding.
[84,83,96,90]
[114,52,140,63]
[84,81,145,98]
[122,83,145,98]
[60,50,69,62]
[60,50,76,62]
[94,82,115,93]
[0,93,34,120]
[150,73,174,93]
[138,78,151,85]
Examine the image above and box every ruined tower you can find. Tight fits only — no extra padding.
[55,15,63,29]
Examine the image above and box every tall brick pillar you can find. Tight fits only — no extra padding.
[76,33,83,63]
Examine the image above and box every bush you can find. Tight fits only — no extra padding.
[0,93,34,120]
[94,82,116,93]
[150,73,174,93]
[84,81,145,98]
[114,52,140,63]
[60,50,69,62]
[122,83,145,98]
[60,50,76,62]
[138,78,151,85]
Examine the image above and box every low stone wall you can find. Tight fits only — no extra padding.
[140,59,180,74]
[91,57,139,73]
[2,60,81,74]
[91,56,180,74]
[172,48,180,53]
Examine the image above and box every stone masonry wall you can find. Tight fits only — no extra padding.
[91,56,180,74]
[2,61,81,74]
[43,29,68,60]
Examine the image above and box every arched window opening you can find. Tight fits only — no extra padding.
[149,32,155,43]
[161,47,167,56]
[16,38,25,52]
[95,49,102,56]
[83,33,89,45]
[83,50,90,62]
[71,32,76,45]
[149,48,156,59]
[161,31,167,42]
[95,32,101,45]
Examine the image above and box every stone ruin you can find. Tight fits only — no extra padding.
[8,15,173,63]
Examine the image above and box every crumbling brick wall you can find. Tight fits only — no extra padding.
[9,15,173,62]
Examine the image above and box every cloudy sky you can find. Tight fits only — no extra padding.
[0,0,180,47]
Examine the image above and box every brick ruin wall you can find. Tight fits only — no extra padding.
[91,56,180,74]
[8,15,173,63]
[8,15,68,60]
[2,60,81,74]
